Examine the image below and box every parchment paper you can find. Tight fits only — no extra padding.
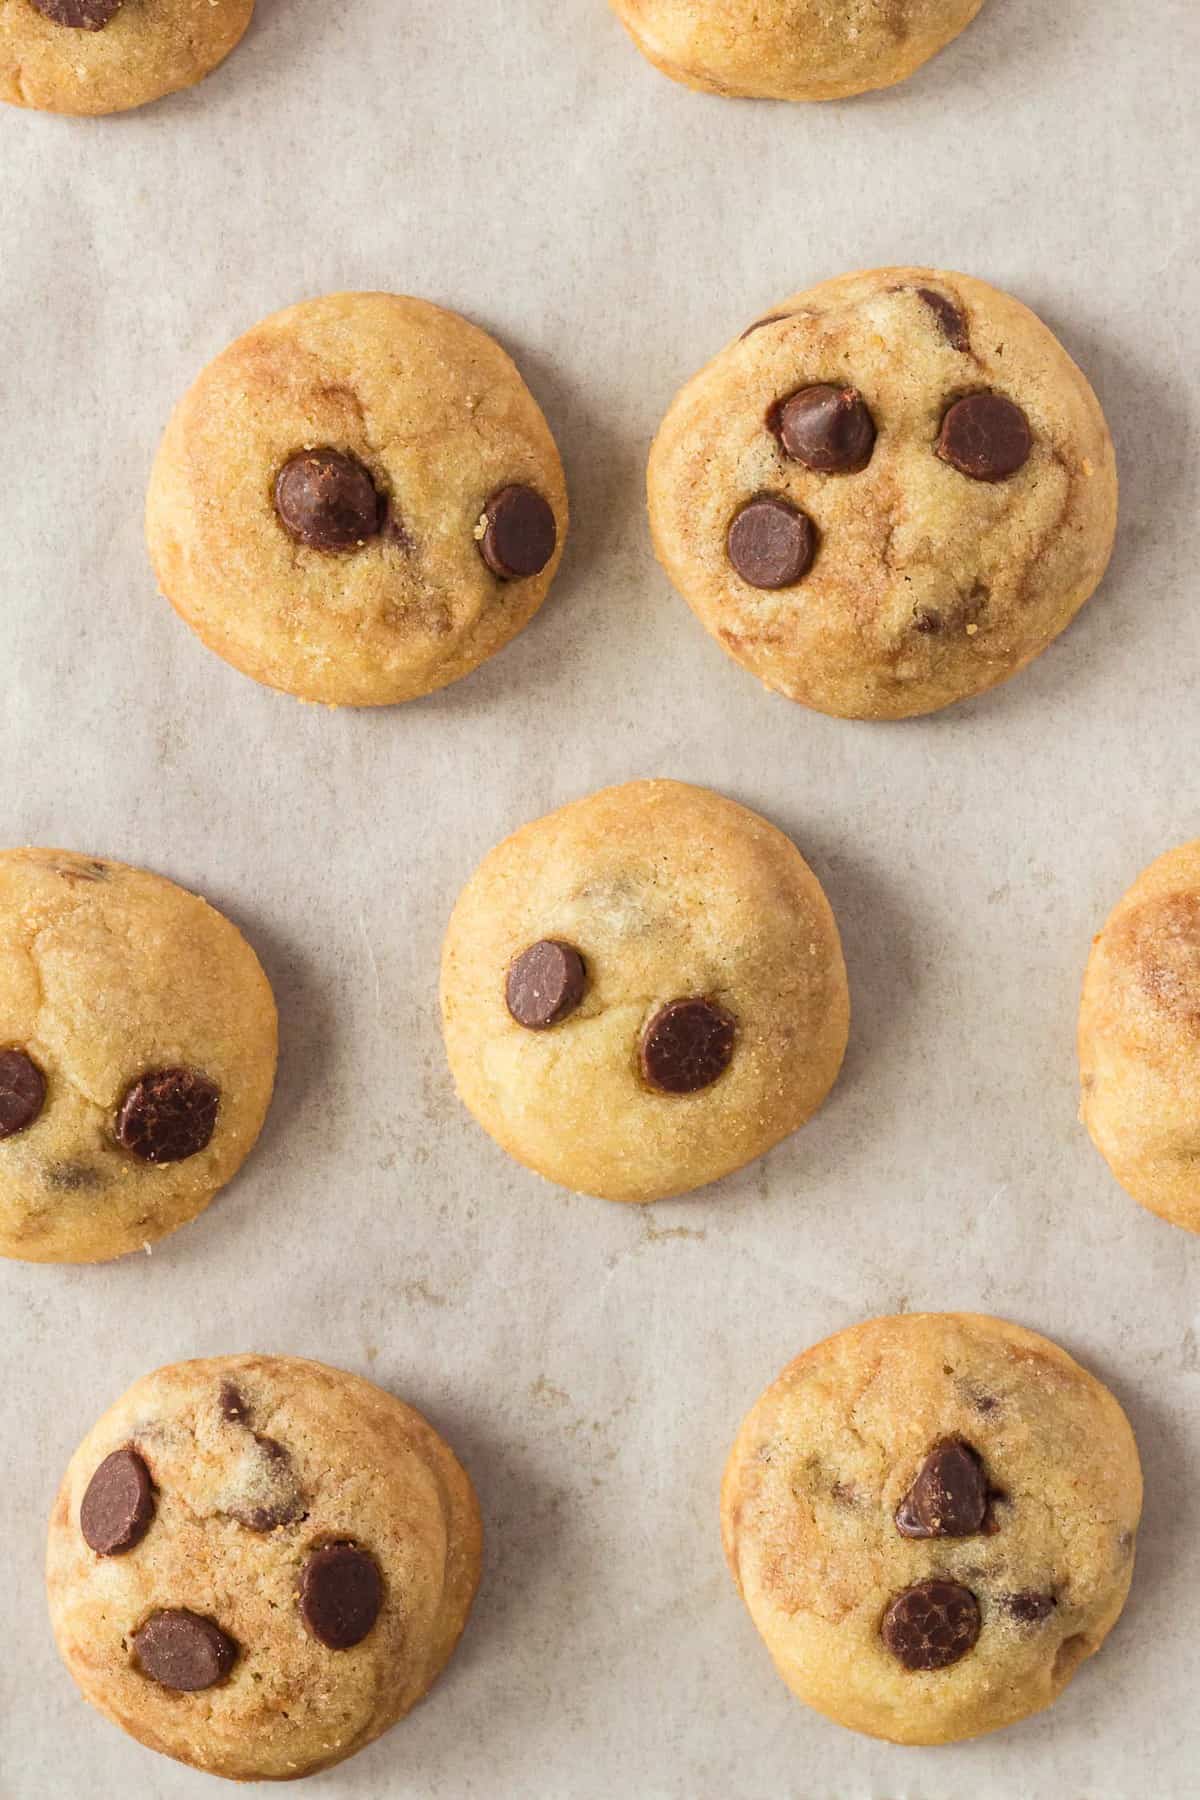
[3,0,1199,1793]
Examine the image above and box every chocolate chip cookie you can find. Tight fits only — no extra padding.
[146,292,568,706]
[47,1355,482,1781]
[0,0,253,115]
[721,1313,1141,1744]
[1079,840,1200,1233]
[440,779,849,1203]
[0,849,276,1262]
[648,268,1117,719]
[609,0,985,101]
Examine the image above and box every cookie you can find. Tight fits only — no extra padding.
[0,0,253,115]
[0,848,276,1263]
[648,268,1117,719]
[146,292,568,706]
[721,1313,1141,1745]
[47,1355,483,1781]
[610,0,985,101]
[440,779,849,1203]
[1079,841,1200,1233]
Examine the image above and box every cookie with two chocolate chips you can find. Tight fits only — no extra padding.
[1,0,254,116]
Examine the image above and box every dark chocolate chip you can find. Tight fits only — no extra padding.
[80,1448,155,1556]
[640,998,736,1095]
[274,448,382,551]
[881,1579,981,1671]
[896,1438,989,1539]
[115,1068,219,1165]
[506,940,586,1030]
[226,1435,306,1533]
[29,0,122,26]
[726,497,816,590]
[132,1610,237,1691]
[775,385,876,473]
[999,1590,1056,1624]
[936,392,1032,481]
[477,485,557,580]
[219,1381,250,1423]
[917,289,970,353]
[0,1049,46,1140]
[299,1543,383,1650]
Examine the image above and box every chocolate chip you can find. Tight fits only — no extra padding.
[80,1448,155,1556]
[227,1435,306,1532]
[726,497,816,590]
[274,448,382,551]
[299,1543,383,1650]
[640,998,736,1095]
[115,1068,219,1165]
[506,940,586,1030]
[895,1438,989,1539]
[913,608,941,634]
[29,0,122,26]
[739,312,791,341]
[0,1049,45,1140]
[477,485,557,580]
[881,1580,981,1671]
[917,289,970,353]
[775,385,876,473]
[132,1610,237,1691]
[219,1381,249,1423]
[936,392,1032,481]
[1000,1590,1056,1624]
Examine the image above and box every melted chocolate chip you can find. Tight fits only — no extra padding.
[895,1438,989,1539]
[726,497,816,589]
[640,999,736,1095]
[299,1543,383,1649]
[506,940,586,1029]
[0,1049,46,1139]
[1000,1590,1056,1624]
[917,289,970,352]
[775,385,876,473]
[219,1381,250,1423]
[44,1162,102,1192]
[80,1448,155,1556]
[132,1610,237,1691]
[29,0,122,25]
[477,485,557,580]
[936,392,1032,481]
[226,1435,306,1532]
[739,312,791,341]
[274,448,382,551]
[881,1579,981,1671]
[115,1068,219,1165]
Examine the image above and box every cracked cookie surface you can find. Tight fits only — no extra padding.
[0,848,275,1262]
[648,268,1117,719]
[0,0,253,115]
[47,1354,483,1780]
[146,291,568,706]
[440,779,849,1203]
[721,1312,1141,1744]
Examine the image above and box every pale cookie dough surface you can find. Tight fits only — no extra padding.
[0,848,276,1263]
[47,1355,483,1781]
[1079,841,1200,1234]
[146,292,568,707]
[611,0,984,101]
[440,779,849,1204]
[721,1312,1142,1745]
[648,267,1117,719]
[0,0,253,116]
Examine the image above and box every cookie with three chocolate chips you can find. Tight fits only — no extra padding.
[0,0,254,115]
[721,1312,1142,1744]
[648,267,1117,719]
[440,779,849,1203]
[47,1355,482,1781]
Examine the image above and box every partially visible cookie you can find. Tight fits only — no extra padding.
[47,1355,483,1781]
[648,268,1117,719]
[1079,841,1200,1233]
[0,0,253,115]
[0,848,276,1262]
[722,1313,1141,1744]
[610,0,985,101]
[146,292,568,706]
[440,779,849,1203]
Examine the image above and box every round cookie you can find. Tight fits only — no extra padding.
[0,0,253,116]
[1079,841,1200,1233]
[146,292,568,707]
[721,1313,1141,1745]
[648,268,1117,720]
[610,0,985,101]
[0,848,276,1263]
[48,1355,483,1781]
[440,779,849,1203]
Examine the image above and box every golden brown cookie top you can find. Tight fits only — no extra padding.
[0,0,254,115]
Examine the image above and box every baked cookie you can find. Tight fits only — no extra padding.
[648,268,1117,719]
[440,779,848,1203]
[146,292,568,707]
[1079,841,1200,1233]
[610,0,985,101]
[722,1313,1141,1745]
[0,0,253,116]
[0,848,275,1263]
[47,1354,483,1781]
